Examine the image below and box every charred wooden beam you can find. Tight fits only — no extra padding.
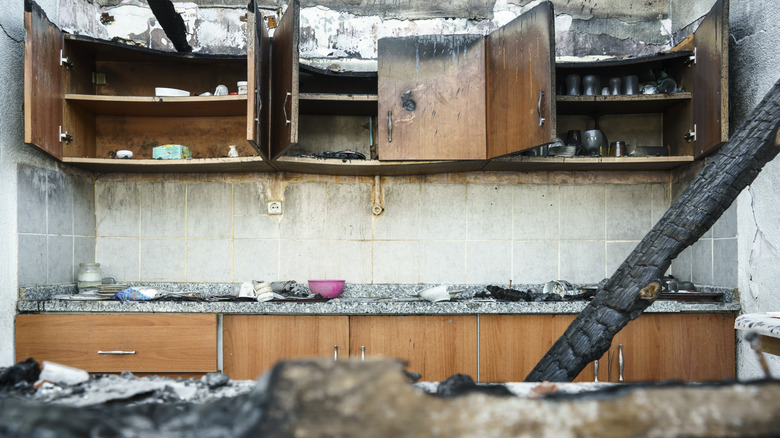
[147,0,192,52]
[526,79,780,382]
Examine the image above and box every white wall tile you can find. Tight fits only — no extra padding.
[713,238,737,287]
[713,202,737,239]
[326,183,373,240]
[466,241,511,284]
[650,182,669,227]
[513,185,559,241]
[47,171,73,236]
[187,239,232,282]
[233,182,279,239]
[560,240,606,284]
[420,184,465,241]
[48,235,73,284]
[280,183,327,239]
[560,185,605,240]
[606,184,653,240]
[376,183,421,240]
[73,236,95,277]
[467,184,513,240]
[141,182,186,238]
[96,180,140,237]
[18,235,47,286]
[141,239,185,281]
[187,182,232,239]
[606,241,639,278]
[17,165,47,234]
[233,239,279,282]
[72,175,95,236]
[279,239,327,282]
[325,240,373,283]
[373,241,419,283]
[420,240,465,284]
[671,245,693,281]
[96,237,139,282]
[512,240,558,284]
[691,238,713,285]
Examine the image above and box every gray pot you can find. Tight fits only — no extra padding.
[582,129,607,156]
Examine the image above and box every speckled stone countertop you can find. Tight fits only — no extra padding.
[17,283,740,315]
[734,313,780,337]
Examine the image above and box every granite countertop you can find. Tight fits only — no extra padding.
[17,283,741,315]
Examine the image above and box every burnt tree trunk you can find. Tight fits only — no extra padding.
[526,79,780,382]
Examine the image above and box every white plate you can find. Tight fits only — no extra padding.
[155,87,190,97]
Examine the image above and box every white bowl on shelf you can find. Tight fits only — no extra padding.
[154,87,190,97]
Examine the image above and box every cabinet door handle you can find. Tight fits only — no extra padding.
[618,344,624,382]
[98,350,136,355]
[283,92,291,126]
[387,110,393,142]
[361,346,366,360]
[594,359,599,382]
[333,345,338,361]
[537,89,546,127]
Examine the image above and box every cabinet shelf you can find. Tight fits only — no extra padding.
[65,94,248,117]
[555,93,692,115]
[299,93,378,116]
[484,155,694,171]
[273,156,485,176]
[62,156,273,173]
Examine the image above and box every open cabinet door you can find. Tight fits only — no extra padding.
[24,0,64,160]
[246,3,271,160]
[377,34,487,161]
[270,0,299,160]
[692,0,728,157]
[486,1,556,159]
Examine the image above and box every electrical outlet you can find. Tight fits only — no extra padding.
[267,201,282,215]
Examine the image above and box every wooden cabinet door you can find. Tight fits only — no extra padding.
[269,0,299,159]
[692,0,729,157]
[602,313,735,382]
[350,315,477,382]
[246,2,271,159]
[24,1,64,160]
[479,315,596,383]
[377,34,487,160]
[222,315,349,380]
[15,314,217,373]
[486,1,556,159]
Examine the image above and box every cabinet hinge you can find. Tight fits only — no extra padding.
[684,124,697,142]
[59,49,72,69]
[59,126,73,143]
[686,47,697,66]
[92,72,106,85]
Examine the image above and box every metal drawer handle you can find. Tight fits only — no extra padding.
[283,92,291,125]
[387,110,393,142]
[618,344,624,382]
[98,350,136,355]
[333,345,338,361]
[537,89,545,127]
[361,346,366,361]
[594,359,599,382]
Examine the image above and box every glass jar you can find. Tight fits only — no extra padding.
[77,263,102,291]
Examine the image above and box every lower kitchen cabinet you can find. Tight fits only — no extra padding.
[15,314,217,375]
[349,315,478,382]
[600,313,735,382]
[479,314,596,383]
[222,315,349,380]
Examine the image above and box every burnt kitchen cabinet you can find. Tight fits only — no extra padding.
[376,1,555,161]
[596,313,735,383]
[350,315,478,382]
[15,314,218,376]
[222,315,349,380]
[23,0,272,173]
[479,314,597,383]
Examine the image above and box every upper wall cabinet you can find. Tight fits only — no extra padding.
[23,0,273,173]
[376,1,555,161]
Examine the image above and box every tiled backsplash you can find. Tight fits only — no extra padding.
[17,169,738,287]
[17,165,95,286]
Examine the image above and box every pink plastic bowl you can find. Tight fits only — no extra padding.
[308,280,345,298]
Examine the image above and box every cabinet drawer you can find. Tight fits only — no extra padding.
[15,314,217,373]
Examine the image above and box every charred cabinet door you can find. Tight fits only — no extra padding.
[377,35,487,161]
[692,0,729,157]
[24,1,64,160]
[269,0,299,160]
[246,3,270,160]
[486,1,556,159]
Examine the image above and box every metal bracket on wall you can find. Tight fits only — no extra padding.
[59,126,73,143]
[685,124,697,143]
[59,49,72,69]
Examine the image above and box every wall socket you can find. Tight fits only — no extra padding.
[267,201,283,215]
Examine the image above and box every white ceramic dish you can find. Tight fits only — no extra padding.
[155,87,190,97]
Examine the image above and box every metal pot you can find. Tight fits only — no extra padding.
[582,129,607,156]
